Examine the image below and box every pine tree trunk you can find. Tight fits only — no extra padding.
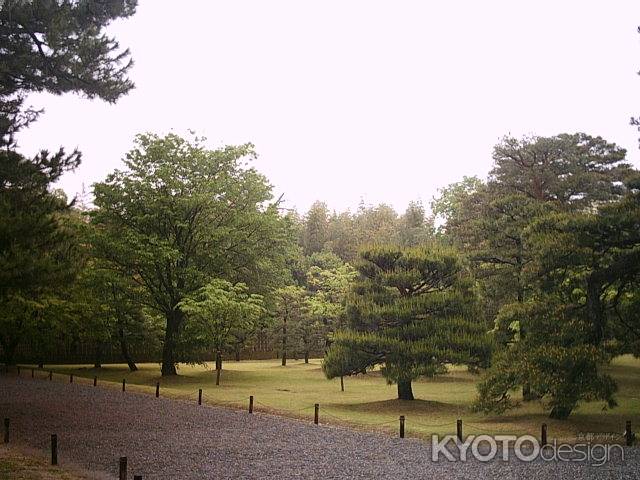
[340,375,344,392]
[304,351,309,364]
[118,326,137,372]
[215,350,222,386]
[161,310,181,376]
[397,380,414,400]
[235,348,240,362]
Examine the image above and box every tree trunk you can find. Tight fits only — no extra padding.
[397,380,414,400]
[281,318,287,366]
[523,384,540,401]
[340,375,344,392]
[215,350,222,386]
[234,348,240,362]
[549,405,573,420]
[118,326,138,372]
[93,341,103,369]
[304,350,309,364]
[161,310,182,376]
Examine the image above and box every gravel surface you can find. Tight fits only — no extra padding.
[0,374,637,479]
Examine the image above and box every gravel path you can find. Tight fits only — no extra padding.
[0,375,637,479]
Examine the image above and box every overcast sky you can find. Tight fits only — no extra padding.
[16,0,640,214]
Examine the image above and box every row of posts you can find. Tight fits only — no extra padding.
[3,420,142,478]
[6,367,639,447]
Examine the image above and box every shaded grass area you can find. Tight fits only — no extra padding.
[22,355,640,443]
[0,446,86,480]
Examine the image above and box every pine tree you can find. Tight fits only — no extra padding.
[0,0,137,144]
[323,244,491,400]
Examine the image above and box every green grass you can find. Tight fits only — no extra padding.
[25,355,640,443]
[0,446,86,480]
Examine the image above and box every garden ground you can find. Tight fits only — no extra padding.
[24,355,640,443]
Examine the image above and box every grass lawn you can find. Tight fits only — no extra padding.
[23,355,640,444]
[0,446,88,480]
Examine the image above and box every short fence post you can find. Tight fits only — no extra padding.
[122,379,126,392]
[93,376,97,387]
[198,389,202,405]
[51,434,58,465]
[119,456,127,480]
[3,418,9,443]
[314,403,319,425]
[456,419,463,442]
[31,368,34,378]
[155,382,159,398]
[625,420,635,446]
[49,371,52,381]
[69,374,73,384]
[399,415,405,439]
[249,395,254,414]
[541,423,548,446]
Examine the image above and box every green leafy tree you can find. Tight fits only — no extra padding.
[306,257,357,349]
[302,201,330,255]
[272,286,309,366]
[92,133,293,376]
[474,298,617,419]
[396,200,434,247]
[434,133,633,400]
[323,245,491,400]
[476,175,640,418]
[180,280,264,385]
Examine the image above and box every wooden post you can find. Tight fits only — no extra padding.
[314,403,319,425]
[69,374,73,384]
[3,418,8,443]
[155,382,159,398]
[456,419,463,442]
[399,415,405,438]
[541,423,548,446]
[119,456,127,480]
[625,420,634,446]
[122,379,126,392]
[93,376,97,387]
[49,371,52,381]
[31,368,34,378]
[198,389,202,405]
[249,395,254,414]
[51,434,58,465]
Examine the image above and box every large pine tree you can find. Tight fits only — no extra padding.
[323,244,490,400]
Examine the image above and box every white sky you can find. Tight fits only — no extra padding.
[16,0,640,214]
